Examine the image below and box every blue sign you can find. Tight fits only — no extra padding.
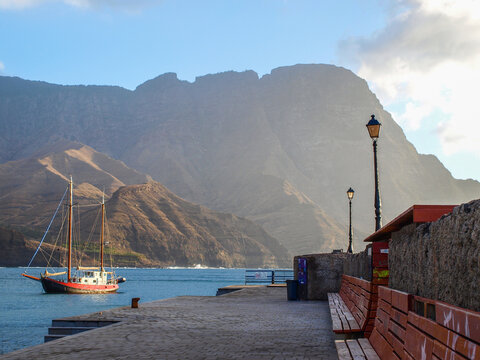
[298,258,307,285]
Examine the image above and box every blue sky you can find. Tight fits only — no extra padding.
[0,0,386,87]
[1,0,480,182]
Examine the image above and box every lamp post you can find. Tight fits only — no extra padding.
[366,114,382,231]
[347,187,354,253]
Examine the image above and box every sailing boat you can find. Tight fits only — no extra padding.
[22,177,125,294]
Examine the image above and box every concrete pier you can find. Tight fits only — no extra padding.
[1,287,337,359]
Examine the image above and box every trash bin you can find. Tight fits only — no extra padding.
[286,279,298,301]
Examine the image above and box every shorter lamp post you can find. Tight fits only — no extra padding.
[347,187,354,253]
[366,114,382,231]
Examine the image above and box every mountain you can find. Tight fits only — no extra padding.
[0,227,35,267]
[1,64,479,254]
[0,140,151,228]
[80,181,290,267]
[0,143,289,267]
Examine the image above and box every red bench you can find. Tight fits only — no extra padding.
[336,286,411,359]
[335,286,480,360]
[328,275,378,336]
[404,296,480,360]
[368,286,410,359]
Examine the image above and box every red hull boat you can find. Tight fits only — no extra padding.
[40,276,119,294]
[22,177,125,294]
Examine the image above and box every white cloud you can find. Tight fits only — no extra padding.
[0,61,4,72]
[340,0,480,157]
[392,101,433,131]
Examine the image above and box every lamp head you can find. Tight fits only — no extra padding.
[347,187,355,200]
[366,114,381,139]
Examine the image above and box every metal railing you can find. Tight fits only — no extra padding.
[244,269,294,285]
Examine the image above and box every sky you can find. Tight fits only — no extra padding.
[1,0,479,181]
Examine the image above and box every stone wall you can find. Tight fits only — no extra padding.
[293,253,347,300]
[343,245,372,281]
[389,200,480,312]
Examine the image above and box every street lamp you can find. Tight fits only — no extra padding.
[366,114,382,231]
[346,187,354,254]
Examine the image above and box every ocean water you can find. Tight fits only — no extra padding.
[0,267,246,355]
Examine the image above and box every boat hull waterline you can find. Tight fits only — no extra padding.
[41,276,119,294]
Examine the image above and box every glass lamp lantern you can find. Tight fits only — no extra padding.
[347,187,354,200]
[366,114,381,139]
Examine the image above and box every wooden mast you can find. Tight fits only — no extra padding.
[100,192,105,272]
[67,176,73,281]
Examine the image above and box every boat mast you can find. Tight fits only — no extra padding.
[101,192,105,272]
[67,176,73,281]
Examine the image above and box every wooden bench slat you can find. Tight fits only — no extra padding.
[357,338,381,360]
[436,301,480,344]
[339,311,352,331]
[388,318,405,340]
[330,276,377,334]
[369,328,399,359]
[402,350,416,360]
[335,340,353,360]
[378,286,391,304]
[388,331,404,357]
[433,340,470,360]
[390,289,410,314]
[328,293,361,333]
[345,340,367,360]
[404,323,434,359]
[348,318,361,330]
[331,312,343,331]
[408,311,480,360]
[346,339,366,359]
[390,307,408,328]
[336,339,382,360]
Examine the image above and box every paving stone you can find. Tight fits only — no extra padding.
[1,287,337,359]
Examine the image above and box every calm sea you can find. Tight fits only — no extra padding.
[0,267,246,355]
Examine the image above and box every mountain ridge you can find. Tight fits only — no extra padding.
[1,64,478,254]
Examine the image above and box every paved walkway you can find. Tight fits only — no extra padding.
[2,287,337,359]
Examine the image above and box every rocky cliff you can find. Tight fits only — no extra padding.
[81,182,290,267]
[1,64,479,254]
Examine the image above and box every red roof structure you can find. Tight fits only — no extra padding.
[363,205,457,243]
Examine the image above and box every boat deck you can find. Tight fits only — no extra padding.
[2,286,337,359]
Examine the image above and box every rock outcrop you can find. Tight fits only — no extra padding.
[84,181,291,268]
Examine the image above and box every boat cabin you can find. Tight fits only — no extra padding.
[71,270,110,285]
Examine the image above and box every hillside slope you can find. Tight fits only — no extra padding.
[0,141,150,228]
[0,144,289,267]
[87,182,290,267]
